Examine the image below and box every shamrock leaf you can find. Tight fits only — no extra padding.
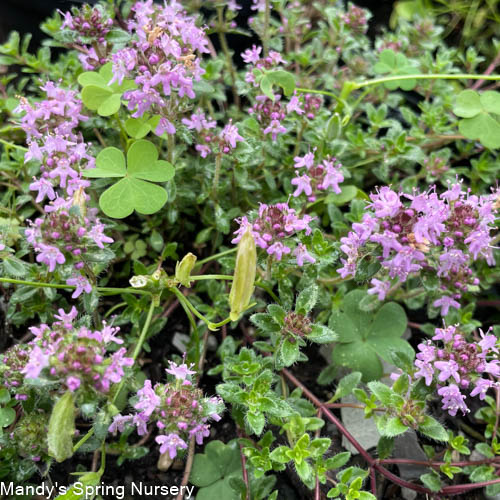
[78,62,136,116]
[373,49,418,91]
[259,70,296,100]
[453,89,500,149]
[83,140,174,219]
[329,290,413,381]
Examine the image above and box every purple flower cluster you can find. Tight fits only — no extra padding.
[414,325,499,416]
[5,307,131,395]
[182,111,244,157]
[112,0,209,136]
[342,3,369,34]
[338,182,497,316]
[60,4,113,69]
[232,202,315,264]
[241,45,286,87]
[15,82,114,295]
[292,151,344,201]
[109,360,224,459]
[249,94,288,141]
[25,196,112,296]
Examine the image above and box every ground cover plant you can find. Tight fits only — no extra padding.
[0,0,499,498]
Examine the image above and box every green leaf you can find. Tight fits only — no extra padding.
[295,284,318,315]
[325,185,358,206]
[125,118,151,139]
[48,391,75,462]
[0,388,11,404]
[100,177,168,218]
[418,416,448,442]
[377,436,394,459]
[325,451,351,470]
[459,112,500,149]
[373,49,417,91]
[85,141,172,218]
[480,90,500,115]
[332,343,383,381]
[453,89,482,118]
[307,324,337,344]
[84,147,126,178]
[0,407,15,427]
[247,411,266,435]
[259,70,296,99]
[278,339,300,367]
[379,416,408,437]
[127,140,175,182]
[330,372,362,402]
[81,85,113,110]
[97,93,122,116]
[420,472,442,492]
[77,71,106,87]
[367,381,395,406]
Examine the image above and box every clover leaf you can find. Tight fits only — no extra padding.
[329,290,413,381]
[259,70,296,100]
[373,49,418,91]
[83,140,174,219]
[78,62,136,116]
[190,440,242,500]
[453,89,500,149]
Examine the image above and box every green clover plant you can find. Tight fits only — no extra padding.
[83,140,174,218]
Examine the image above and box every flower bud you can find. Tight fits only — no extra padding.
[175,252,197,288]
[72,187,87,217]
[130,275,148,288]
[229,229,256,321]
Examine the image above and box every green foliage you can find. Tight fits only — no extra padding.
[258,70,296,100]
[373,49,418,90]
[453,89,500,148]
[83,140,174,218]
[190,440,242,500]
[78,62,136,116]
[329,290,412,381]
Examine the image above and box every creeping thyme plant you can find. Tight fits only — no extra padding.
[0,0,500,498]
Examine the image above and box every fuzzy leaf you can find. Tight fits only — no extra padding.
[330,372,362,402]
[307,324,337,344]
[296,284,318,315]
[418,416,448,441]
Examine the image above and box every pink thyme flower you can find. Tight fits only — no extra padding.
[165,361,196,381]
[22,346,49,379]
[293,244,315,266]
[155,433,188,459]
[66,274,92,299]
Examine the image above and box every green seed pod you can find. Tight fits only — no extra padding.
[229,229,257,321]
[175,252,197,288]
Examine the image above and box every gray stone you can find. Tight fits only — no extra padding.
[340,393,380,454]
[393,430,428,480]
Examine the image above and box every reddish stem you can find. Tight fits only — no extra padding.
[370,466,377,496]
[281,368,500,497]
[237,429,251,500]
[471,52,500,90]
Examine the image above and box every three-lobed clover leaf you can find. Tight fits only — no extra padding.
[190,440,242,500]
[83,140,174,219]
[373,49,418,91]
[453,89,500,149]
[78,62,136,116]
[329,290,413,382]
[258,69,296,101]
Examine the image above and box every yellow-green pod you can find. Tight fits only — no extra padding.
[229,229,257,321]
[175,252,197,287]
[72,187,87,217]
